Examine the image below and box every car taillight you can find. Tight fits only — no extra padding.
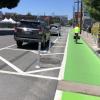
[39,28,42,32]
[38,28,42,32]
[38,27,43,32]
[38,28,43,35]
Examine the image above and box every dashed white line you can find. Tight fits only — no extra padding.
[0,56,24,73]
[26,67,61,74]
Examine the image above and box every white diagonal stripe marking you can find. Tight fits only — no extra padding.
[0,56,23,73]
[26,67,61,74]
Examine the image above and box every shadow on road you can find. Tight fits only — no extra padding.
[0,30,14,36]
[76,42,83,44]
[96,50,100,54]
[18,42,50,51]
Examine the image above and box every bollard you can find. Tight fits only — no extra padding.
[58,31,60,39]
[48,37,51,53]
[35,42,41,68]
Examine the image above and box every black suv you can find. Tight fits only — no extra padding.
[14,20,50,48]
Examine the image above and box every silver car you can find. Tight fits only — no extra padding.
[50,24,61,36]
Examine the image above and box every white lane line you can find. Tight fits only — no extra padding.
[52,46,65,48]
[41,53,64,56]
[4,47,63,56]
[54,29,70,100]
[59,37,67,39]
[53,37,59,43]
[39,50,48,54]
[0,56,24,73]
[0,44,16,51]
[54,90,62,100]
[58,31,69,80]
[26,67,61,74]
[56,42,66,44]
[6,48,38,54]
[56,42,65,43]
[0,70,59,80]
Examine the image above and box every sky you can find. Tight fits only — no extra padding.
[1,0,74,19]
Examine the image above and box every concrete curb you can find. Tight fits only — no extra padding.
[81,35,100,58]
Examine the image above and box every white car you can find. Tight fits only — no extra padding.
[50,24,61,36]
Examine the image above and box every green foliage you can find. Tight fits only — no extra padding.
[0,0,20,9]
[26,12,32,16]
[49,17,61,24]
[91,22,100,35]
[83,0,100,21]
[68,19,74,25]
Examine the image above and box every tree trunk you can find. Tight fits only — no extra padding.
[97,23,100,48]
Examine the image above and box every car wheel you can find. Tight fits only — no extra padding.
[17,41,23,48]
[46,39,50,47]
[42,41,46,49]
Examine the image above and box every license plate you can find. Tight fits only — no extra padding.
[24,32,30,34]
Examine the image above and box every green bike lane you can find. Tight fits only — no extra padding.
[61,30,100,100]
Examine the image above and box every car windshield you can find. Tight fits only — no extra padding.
[18,21,40,28]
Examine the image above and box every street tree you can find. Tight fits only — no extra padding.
[83,0,100,47]
[0,0,20,9]
[83,0,100,21]
[26,12,32,16]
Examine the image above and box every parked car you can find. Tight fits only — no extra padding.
[14,20,50,48]
[49,23,61,36]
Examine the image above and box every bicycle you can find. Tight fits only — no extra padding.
[74,33,80,43]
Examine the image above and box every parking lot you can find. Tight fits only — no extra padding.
[0,27,69,100]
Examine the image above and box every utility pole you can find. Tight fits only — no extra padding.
[73,5,75,25]
[80,0,83,34]
[74,0,83,34]
[74,0,80,25]
[77,0,80,24]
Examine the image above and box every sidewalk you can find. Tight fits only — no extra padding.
[60,30,100,100]
[81,31,100,52]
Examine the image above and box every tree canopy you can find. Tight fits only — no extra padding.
[0,0,20,9]
[83,0,100,21]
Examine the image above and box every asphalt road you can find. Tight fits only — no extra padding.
[0,27,69,100]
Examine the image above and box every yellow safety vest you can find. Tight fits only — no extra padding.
[74,27,80,33]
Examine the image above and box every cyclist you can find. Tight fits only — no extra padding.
[73,24,80,43]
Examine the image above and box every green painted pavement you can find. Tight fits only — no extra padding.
[64,30,100,85]
[62,91,100,100]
